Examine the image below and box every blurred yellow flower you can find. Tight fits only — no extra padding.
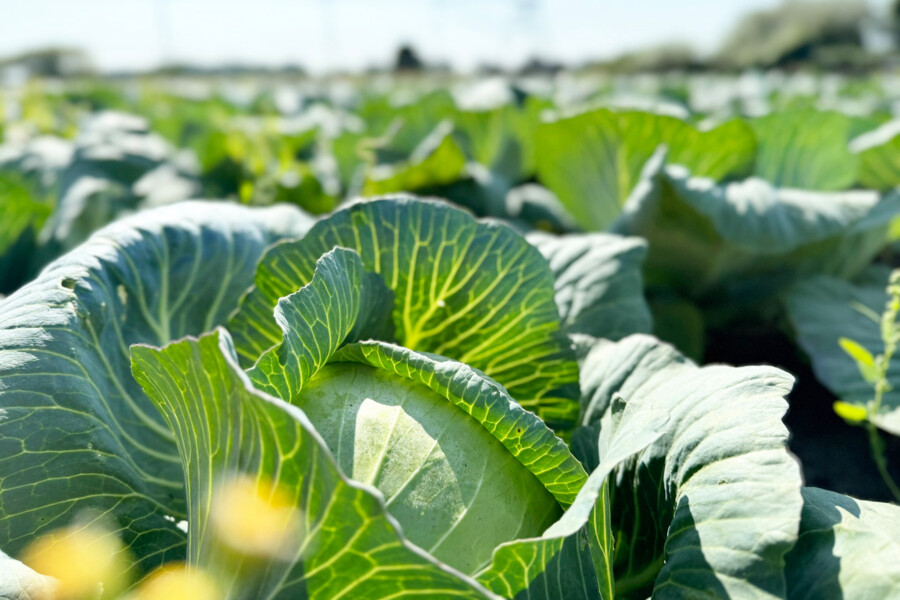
[211,474,302,560]
[21,521,130,600]
[834,400,868,423]
[133,564,220,600]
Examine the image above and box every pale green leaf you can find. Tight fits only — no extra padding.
[328,341,595,598]
[327,341,588,577]
[615,160,900,302]
[332,341,588,506]
[577,334,802,599]
[785,487,900,599]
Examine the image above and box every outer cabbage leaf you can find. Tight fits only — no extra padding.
[526,231,652,340]
[358,89,457,159]
[576,335,802,599]
[0,174,51,294]
[412,163,512,222]
[245,248,386,402]
[0,175,50,259]
[0,136,74,192]
[785,487,900,599]
[56,110,185,205]
[59,130,171,193]
[615,158,900,304]
[477,395,668,600]
[0,201,312,570]
[132,164,201,209]
[39,176,131,253]
[751,109,857,191]
[230,196,580,428]
[452,89,549,181]
[534,108,755,231]
[505,184,579,233]
[453,105,524,181]
[131,329,497,599]
[850,119,900,191]
[363,122,467,196]
[783,267,900,435]
[40,166,200,260]
[1,112,199,288]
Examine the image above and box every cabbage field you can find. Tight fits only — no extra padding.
[2,72,900,599]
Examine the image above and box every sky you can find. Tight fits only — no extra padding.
[0,0,893,74]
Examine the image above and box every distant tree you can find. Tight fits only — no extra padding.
[280,64,307,76]
[477,63,506,76]
[603,42,702,73]
[893,0,900,44]
[518,57,563,76]
[395,45,424,72]
[0,47,94,78]
[717,0,868,69]
[146,62,307,78]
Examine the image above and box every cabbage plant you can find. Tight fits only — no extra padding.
[534,108,900,305]
[2,196,900,599]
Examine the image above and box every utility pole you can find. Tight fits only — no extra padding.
[514,0,542,61]
[320,0,339,73]
[433,0,447,67]
[156,0,173,67]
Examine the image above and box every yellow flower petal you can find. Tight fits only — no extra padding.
[135,564,220,600]
[211,474,302,560]
[21,523,129,600]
